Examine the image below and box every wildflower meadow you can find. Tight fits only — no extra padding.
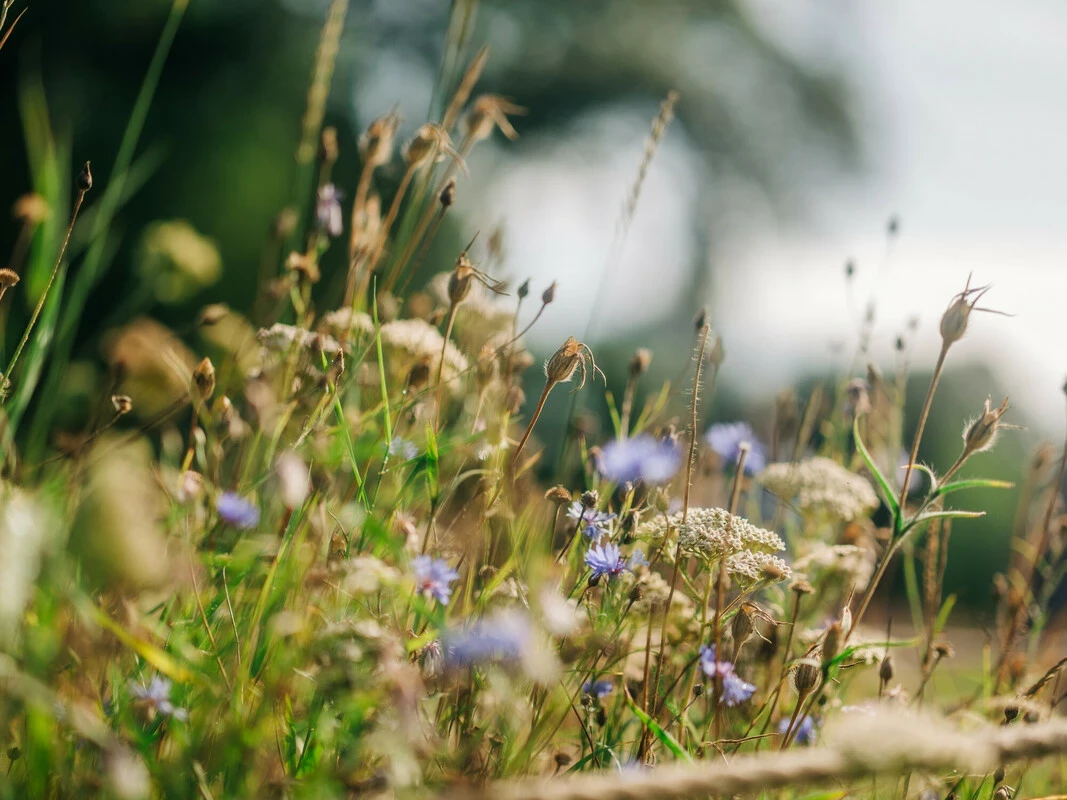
[1,2,1066,799]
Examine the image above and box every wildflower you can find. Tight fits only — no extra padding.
[640,507,785,566]
[582,679,614,699]
[379,318,469,388]
[388,437,418,461]
[726,551,792,587]
[596,434,681,485]
[566,501,616,538]
[628,549,649,570]
[216,492,259,529]
[705,422,766,475]
[584,542,627,581]
[699,645,756,706]
[779,715,817,746]
[411,555,459,605]
[443,611,530,668]
[130,676,188,721]
[316,183,343,237]
[761,457,878,522]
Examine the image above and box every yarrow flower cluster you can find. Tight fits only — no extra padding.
[566,501,616,538]
[705,421,766,475]
[411,555,459,604]
[596,434,681,485]
[761,457,879,522]
[379,318,469,386]
[639,507,786,571]
[130,676,188,721]
[216,492,260,529]
[699,645,756,706]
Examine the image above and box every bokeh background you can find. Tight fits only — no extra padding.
[3,0,1065,609]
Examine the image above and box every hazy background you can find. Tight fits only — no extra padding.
[3,0,1064,607]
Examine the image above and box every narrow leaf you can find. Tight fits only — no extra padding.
[852,417,900,523]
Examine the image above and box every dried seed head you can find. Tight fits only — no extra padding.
[541,281,557,306]
[580,490,599,509]
[448,257,475,306]
[111,395,133,416]
[793,659,820,694]
[629,348,652,378]
[933,641,955,659]
[731,604,754,644]
[791,579,814,595]
[0,269,19,288]
[963,396,1010,455]
[940,277,992,347]
[464,94,526,143]
[1004,705,1019,722]
[544,486,572,505]
[359,110,400,168]
[440,178,456,208]
[13,193,50,223]
[692,683,704,697]
[403,123,462,171]
[879,654,894,684]
[193,357,216,400]
[77,161,93,193]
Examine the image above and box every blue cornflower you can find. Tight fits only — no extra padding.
[388,436,418,461]
[778,714,817,746]
[699,645,756,707]
[596,435,681,485]
[217,492,260,529]
[130,676,188,721]
[584,542,628,581]
[705,422,766,475]
[566,501,616,538]
[316,183,343,237]
[582,679,614,699]
[412,555,459,605]
[628,549,649,570]
[443,611,530,669]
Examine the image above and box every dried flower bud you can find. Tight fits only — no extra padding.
[403,123,459,171]
[629,348,652,378]
[933,642,955,659]
[439,178,456,208]
[628,582,645,603]
[545,337,582,384]
[580,490,599,509]
[448,258,475,306]
[541,281,557,306]
[1004,705,1019,723]
[692,683,704,697]
[517,279,530,300]
[359,110,400,168]
[731,604,754,644]
[545,486,572,505]
[793,660,820,694]
[879,654,894,684]
[77,161,93,192]
[193,357,216,401]
[963,396,1010,455]
[993,766,1005,785]
[464,95,525,142]
[553,752,572,769]
[213,395,234,429]
[940,278,991,347]
[111,395,133,416]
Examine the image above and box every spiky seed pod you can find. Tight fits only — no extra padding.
[963,396,1010,455]
[193,358,216,401]
[545,486,572,505]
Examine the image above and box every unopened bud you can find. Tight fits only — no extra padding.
[629,348,652,379]
[193,358,216,401]
[580,490,599,509]
[76,161,93,193]
[879,654,894,684]
[793,660,820,694]
[692,683,704,697]
[731,605,754,645]
[213,395,234,430]
[517,279,530,300]
[541,281,557,306]
[940,279,989,346]
[993,766,1004,785]
[544,337,582,384]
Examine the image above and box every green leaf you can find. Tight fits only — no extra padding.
[852,417,900,525]
[934,593,957,635]
[88,604,191,683]
[605,390,622,438]
[933,478,1014,500]
[901,509,985,536]
[625,694,692,762]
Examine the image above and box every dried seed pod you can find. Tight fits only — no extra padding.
[940,276,993,346]
[359,110,400,168]
[544,486,572,505]
[111,395,133,416]
[879,654,894,684]
[0,269,20,289]
[962,396,1010,455]
[793,659,820,694]
[580,490,599,509]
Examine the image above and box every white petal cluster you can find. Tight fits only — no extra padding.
[761,457,879,522]
[638,507,786,567]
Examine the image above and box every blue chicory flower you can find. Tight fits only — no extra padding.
[584,542,628,581]
[705,422,766,475]
[412,555,459,605]
[388,436,419,461]
[216,492,260,529]
[566,501,616,538]
[699,645,756,706]
[582,679,614,699]
[778,714,817,746]
[442,611,530,669]
[597,434,681,485]
[316,183,343,237]
[628,549,649,570]
[130,676,188,721]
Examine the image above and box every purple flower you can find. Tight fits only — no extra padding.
[388,436,418,461]
[217,492,259,529]
[597,434,681,485]
[130,676,188,721]
[584,542,627,581]
[412,555,459,605]
[778,714,817,746]
[566,501,616,538]
[443,611,530,668]
[316,183,343,237]
[628,549,649,570]
[705,422,766,475]
[582,679,614,699]
[699,645,756,706]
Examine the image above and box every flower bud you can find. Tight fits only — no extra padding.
[448,258,475,306]
[544,337,582,384]
[517,279,530,301]
[359,110,399,168]
[879,654,894,684]
[193,357,216,401]
[439,178,456,208]
[580,490,599,509]
[731,604,754,645]
[77,161,93,193]
[629,348,652,379]
[541,281,557,306]
[793,659,820,694]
